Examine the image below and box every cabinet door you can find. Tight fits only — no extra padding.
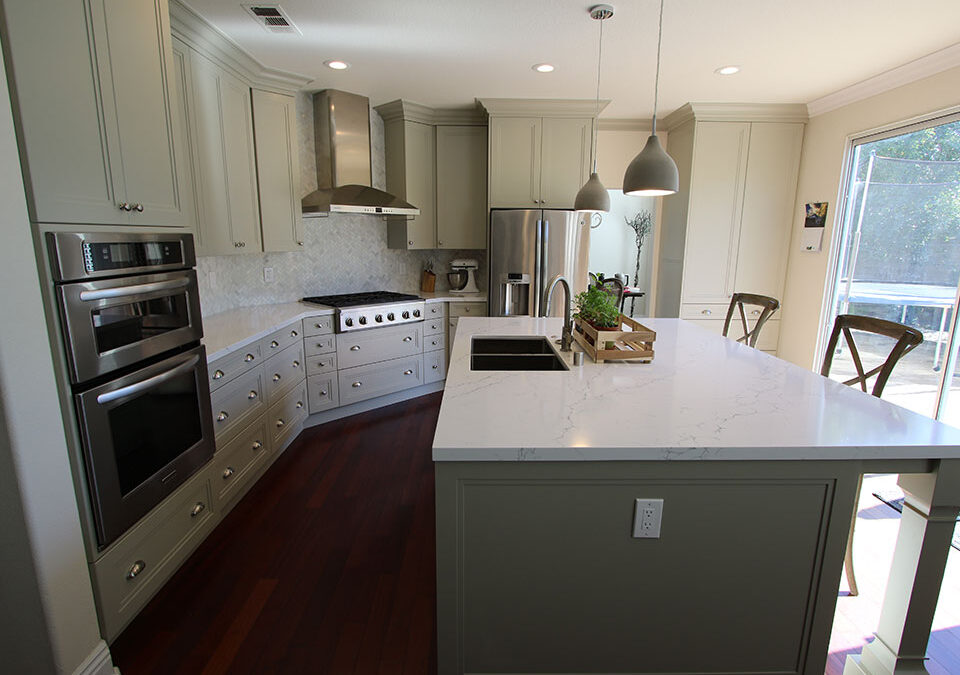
[539,117,591,210]
[734,123,804,300]
[188,52,261,255]
[403,121,437,249]
[489,117,542,208]
[680,122,750,304]
[436,126,487,249]
[95,0,186,226]
[170,39,200,240]
[253,90,304,252]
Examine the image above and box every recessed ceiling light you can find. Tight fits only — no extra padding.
[532,63,555,73]
[325,60,350,70]
[715,65,740,75]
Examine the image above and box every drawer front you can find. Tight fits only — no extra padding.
[208,344,261,392]
[260,320,303,357]
[303,314,335,337]
[267,380,308,447]
[91,471,214,640]
[337,323,423,369]
[424,348,447,384]
[307,373,340,413]
[449,302,486,318]
[304,333,337,356]
[679,303,729,320]
[211,419,268,510]
[264,341,306,404]
[424,302,447,319]
[210,365,266,440]
[424,332,446,353]
[306,352,337,376]
[338,355,424,405]
[684,318,781,351]
[424,317,445,336]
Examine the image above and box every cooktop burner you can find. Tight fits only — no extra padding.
[302,291,421,308]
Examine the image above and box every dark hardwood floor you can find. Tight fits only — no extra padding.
[111,392,443,675]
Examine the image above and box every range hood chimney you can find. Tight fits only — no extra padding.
[301,89,419,218]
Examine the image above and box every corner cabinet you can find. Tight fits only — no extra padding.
[1,0,188,227]
[252,90,304,252]
[383,119,437,250]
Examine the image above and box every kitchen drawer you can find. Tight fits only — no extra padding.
[210,419,268,511]
[337,323,423,369]
[260,320,303,357]
[307,373,340,413]
[449,302,486,318]
[424,302,447,320]
[263,341,306,404]
[90,469,215,641]
[424,348,446,384]
[679,303,729,320]
[210,365,266,441]
[303,314,335,337]
[304,333,337,356]
[267,380,308,448]
[684,317,781,351]
[424,316,445,336]
[424,332,446,353]
[208,344,261,392]
[338,354,423,405]
[306,352,338,376]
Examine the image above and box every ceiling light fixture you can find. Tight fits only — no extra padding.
[715,65,740,75]
[574,4,613,214]
[532,63,555,73]
[324,60,350,70]
[622,0,679,197]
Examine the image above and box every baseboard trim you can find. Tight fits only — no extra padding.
[72,640,116,675]
[304,381,445,428]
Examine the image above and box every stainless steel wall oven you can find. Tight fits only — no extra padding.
[48,232,214,548]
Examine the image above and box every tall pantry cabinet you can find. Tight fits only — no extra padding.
[655,104,806,353]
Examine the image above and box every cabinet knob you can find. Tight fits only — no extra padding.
[319,389,328,396]
[290,330,298,337]
[293,360,300,368]
[432,364,439,370]
[245,353,255,362]
[297,241,303,247]
[438,240,443,246]
[431,340,438,346]
[701,309,712,316]
[402,336,412,343]
[212,369,224,380]
[239,241,245,248]
[276,418,285,428]
[252,441,263,451]
[408,240,414,246]
[350,345,360,351]
[272,373,281,382]
[296,400,303,409]
[118,202,131,212]
[751,309,761,315]
[133,203,144,212]
[190,502,205,518]
[403,369,413,375]
[271,340,279,348]
[352,381,362,388]
[222,466,235,480]
[126,560,146,580]
[216,411,229,422]
[248,390,258,400]
[314,322,325,329]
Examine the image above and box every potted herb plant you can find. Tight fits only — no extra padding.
[574,286,621,348]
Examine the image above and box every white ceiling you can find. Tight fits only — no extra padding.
[184,0,960,118]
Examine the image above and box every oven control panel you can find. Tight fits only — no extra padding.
[338,300,426,333]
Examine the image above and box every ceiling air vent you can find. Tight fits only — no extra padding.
[242,4,301,34]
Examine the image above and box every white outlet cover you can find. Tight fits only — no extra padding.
[632,498,663,539]
[263,267,274,283]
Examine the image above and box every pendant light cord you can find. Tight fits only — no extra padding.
[652,0,664,136]
[591,15,605,173]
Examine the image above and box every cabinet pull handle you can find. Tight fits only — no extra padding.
[290,330,298,337]
[296,400,303,409]
[403,369,413,375]
[293,360,300,368]
[133,203,144,212]
[222,466,235,480]
[190,502,205,518]
[252,441,263,451]
[314,322,325,329]
[126,560,146,580]
[248,390,258,399]
[118,202,132,212]
[272,374,281,382]
[402,336,412,342]
[276,418,285,428]
[352,381,362,388]
[350,345,360,351]
[297,241,303,247]
[244,353,255,362]
[217,411,229,422]
[212,369,224,379]
[701,309,712,316]
[751,309,761,315]
[270,340,279,348]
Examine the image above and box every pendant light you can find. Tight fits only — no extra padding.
[574,4,613,214]
[622,0,678,197]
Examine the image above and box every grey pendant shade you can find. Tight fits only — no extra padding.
[574,5,613,214]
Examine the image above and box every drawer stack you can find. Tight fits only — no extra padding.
[447,301,487,363]
[680,304,781,353]
[424,303,448,383]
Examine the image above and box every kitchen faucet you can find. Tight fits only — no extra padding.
[543,274,573,352]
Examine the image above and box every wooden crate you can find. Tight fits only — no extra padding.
[572,314,656,363]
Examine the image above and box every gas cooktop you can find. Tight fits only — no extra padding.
[302,291,425,332]
[302,291,421,308]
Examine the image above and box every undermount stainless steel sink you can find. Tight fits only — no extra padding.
[470,336,569,371]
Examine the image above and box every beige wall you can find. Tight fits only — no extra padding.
[779,65,960,369]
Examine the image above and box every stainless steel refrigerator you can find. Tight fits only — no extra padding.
[488,209,590,318]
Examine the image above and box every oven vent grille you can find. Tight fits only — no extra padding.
[242,4,300,34]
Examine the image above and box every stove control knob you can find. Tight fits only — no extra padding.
[358,316,367,325]
[375,314,383,323]
[412,309,421,318]
[402,311,410,319]
[387,312,395,321]
[344,318,353,327]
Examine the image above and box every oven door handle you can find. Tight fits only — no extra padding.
[79,277,191,302]
[96,354,200,405]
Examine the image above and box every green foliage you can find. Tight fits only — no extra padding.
[574,286,620,328]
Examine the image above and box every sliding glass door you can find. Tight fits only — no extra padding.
[823,114,960,422]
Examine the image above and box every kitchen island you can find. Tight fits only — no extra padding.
[433,317,960,675]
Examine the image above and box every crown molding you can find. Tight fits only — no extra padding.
[374,100,486,126]
[477,98,610,118]
[170,0,311,94]
[661,103,809,130]
[598,118,651,132]
[806,42,960,117]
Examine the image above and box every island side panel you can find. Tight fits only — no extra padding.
[435,460,860,675]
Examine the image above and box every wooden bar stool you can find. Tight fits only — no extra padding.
[820,313,924,596]
[722,293,780,348]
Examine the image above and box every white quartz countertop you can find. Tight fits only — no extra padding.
[432,317,960,462]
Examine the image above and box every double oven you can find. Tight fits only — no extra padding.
[48,232,214,548]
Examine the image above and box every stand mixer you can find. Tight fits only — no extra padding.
[448,259,480,294]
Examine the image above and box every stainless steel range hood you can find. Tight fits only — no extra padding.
[301,89,419,218]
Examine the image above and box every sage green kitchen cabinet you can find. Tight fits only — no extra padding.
[436,126,488,249]
[1,0,188,227]
[488,116,591,209]
[384,120,437,250]
[252,89,304,252]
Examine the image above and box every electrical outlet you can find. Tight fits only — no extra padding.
[263,267,274,283]
[632,498,663,539]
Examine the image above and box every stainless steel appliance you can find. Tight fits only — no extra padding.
[302,291,425,333]
[488,209,591,317]
[48,232,214,548]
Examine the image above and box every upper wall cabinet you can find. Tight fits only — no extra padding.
[1,0,188,227]
[436,125,487,249]
[252,90,304,252]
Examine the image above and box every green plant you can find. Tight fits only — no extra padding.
[574,286,620,329]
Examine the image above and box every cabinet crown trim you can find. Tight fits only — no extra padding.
[662,103,809,130]
[478,98,610,118]
[375,100,486,126]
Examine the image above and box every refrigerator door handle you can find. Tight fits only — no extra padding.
[533,219,543,317]
[539,218,550,317]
